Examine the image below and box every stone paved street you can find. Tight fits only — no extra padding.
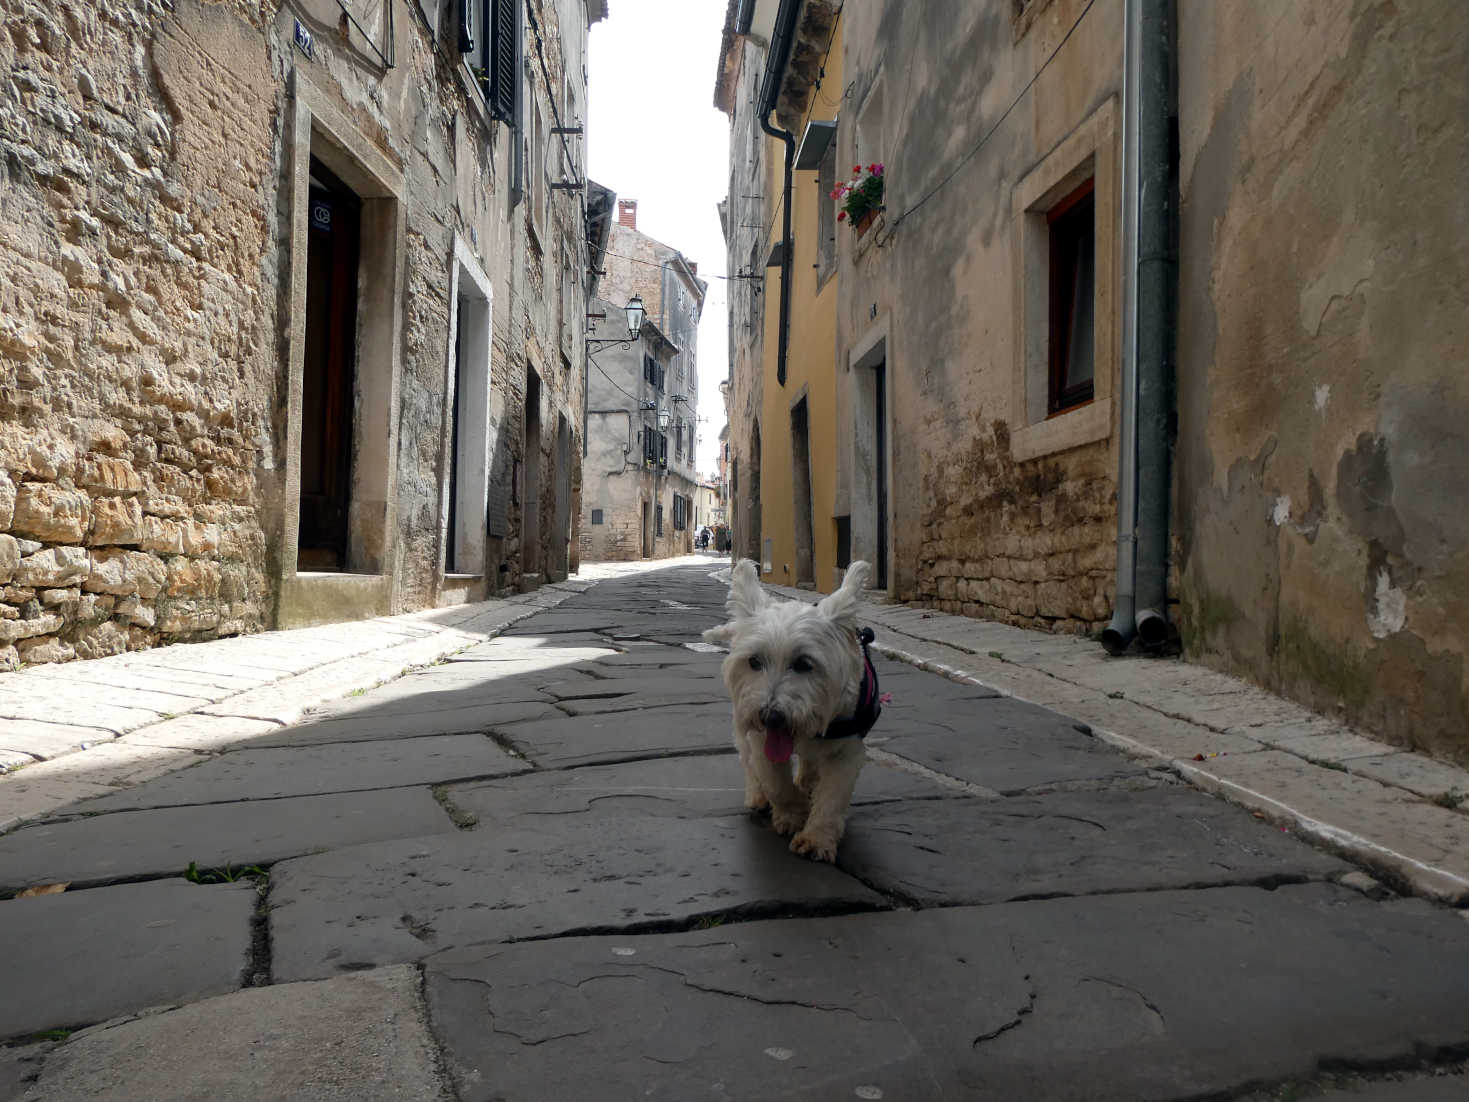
[2,563,1468,1100]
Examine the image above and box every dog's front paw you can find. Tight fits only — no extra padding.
[770,804,807,837]
[789,829,838,862]
[745,790,771,814]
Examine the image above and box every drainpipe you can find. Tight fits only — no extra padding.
[758,0,800,389]
[1102,0,1177,655]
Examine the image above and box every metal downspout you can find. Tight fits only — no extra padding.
[1103,0,1176,654]
[761,114,795,389]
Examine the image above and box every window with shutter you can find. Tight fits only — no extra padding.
[659,433,667,468]
[487,0,519,123]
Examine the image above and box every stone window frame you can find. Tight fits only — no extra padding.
[440,237,496,581]
[278,72,406,617]
[590,508,604,525]
[1010,96,1117,463]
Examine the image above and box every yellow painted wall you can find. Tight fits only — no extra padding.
[757,24,842,592]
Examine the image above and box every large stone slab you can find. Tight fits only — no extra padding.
[587,647,727,669]
[71,734,528,811]
[539,674,723,700]
[837,787,1348,905]
[249,700,559,748]
[16,965,451,1101]
[0,879,253,1039]
[0,788,455,891]
[492,702,734,768]
[423,885,1469,1102]
[444,753,955,827]
[269,814,888,981]
[871,694,1148,792]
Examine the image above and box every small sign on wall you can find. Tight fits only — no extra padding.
[294,19,314,60]
[310,196,332,234]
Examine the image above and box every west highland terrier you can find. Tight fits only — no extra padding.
[704,559,882,861]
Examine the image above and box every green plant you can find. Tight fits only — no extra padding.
[185,861,268,885]
[831,163,885,229]
[1431,788,1464,809]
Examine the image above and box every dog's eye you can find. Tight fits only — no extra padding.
[791,656,813,673]
[748,654,763,671]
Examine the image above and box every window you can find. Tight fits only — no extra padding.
[461,0,519,123]
[816,139,837,284]
[1047,177,1095,414]
[527,95,547,242]
[672,494,688,531]
[655,503,664,536]
[643,354,665,391]
[1011,97,1116,462]
[674,421,683,459]
[591,508,604,525]
[642,429,667,468]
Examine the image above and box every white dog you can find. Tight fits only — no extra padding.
[704,560,881,862]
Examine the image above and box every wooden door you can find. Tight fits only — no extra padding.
[298,158,361,572]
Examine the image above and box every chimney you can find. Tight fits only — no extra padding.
[617,199,637,229]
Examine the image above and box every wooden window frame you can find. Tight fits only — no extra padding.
[1046,176,1096,416]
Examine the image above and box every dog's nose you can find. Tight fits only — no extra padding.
[759,705,788,729]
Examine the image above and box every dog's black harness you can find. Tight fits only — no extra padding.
[819,626,882,740]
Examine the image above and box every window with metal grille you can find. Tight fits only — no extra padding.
[591,509,604,525]
[655,503,664,536]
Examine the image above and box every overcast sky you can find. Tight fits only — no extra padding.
[587,0,730,477]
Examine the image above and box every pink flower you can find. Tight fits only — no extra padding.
[837,210,847,221]
[873,163,884,176]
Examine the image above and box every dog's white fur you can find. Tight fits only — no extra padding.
[704,560,872,861]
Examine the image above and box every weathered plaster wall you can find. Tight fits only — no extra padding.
[835,0,1122,629]
[1176,0,1469,760]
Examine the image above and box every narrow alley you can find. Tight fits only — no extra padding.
[2,562,1467,1100]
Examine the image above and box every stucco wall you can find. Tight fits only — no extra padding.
[1175,0,1469,761]
[834,0,1123,628]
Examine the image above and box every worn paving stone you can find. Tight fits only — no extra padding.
[444,753,955,827]
[16,965,452,1101]
[70,734,528,811]
[449,641,621,665]
[253,699,558,748]
[1182,750,1469,904]
[870,694,1148,792]
[491,702,734,768]
[556,688,729,716]
[0,721,115,761]
[540,674,722,700]
[269,814,888,982]
[0,879,253,1039]
[0,788,455,891]
[587,647,726,669]
[423,884,1469,1102]
[837,787,1349,906]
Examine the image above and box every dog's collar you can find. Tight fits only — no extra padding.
[819,626,882,740]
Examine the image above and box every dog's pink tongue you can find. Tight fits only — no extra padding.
[764,726,794,763]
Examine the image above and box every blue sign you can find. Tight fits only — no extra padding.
[310,197,332,233]
[294,19,313,60]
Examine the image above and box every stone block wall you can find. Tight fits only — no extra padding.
[0,0,274,669]
[911,420,1115,635]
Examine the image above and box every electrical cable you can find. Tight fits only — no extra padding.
[876,0,1098,246]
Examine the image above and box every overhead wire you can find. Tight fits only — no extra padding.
[876,0,1099,246]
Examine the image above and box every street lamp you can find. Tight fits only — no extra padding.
[657,406,670,431]
[587,294,646,349]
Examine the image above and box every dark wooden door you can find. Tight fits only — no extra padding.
[874,361,888,590]
[298,158,361,572]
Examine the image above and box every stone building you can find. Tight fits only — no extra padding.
[0,0,606,668]
[717,0,1469,762]
[578,202,706,562]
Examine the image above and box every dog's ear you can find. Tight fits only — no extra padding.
[816,560,870,624]
[726,558,767,620]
